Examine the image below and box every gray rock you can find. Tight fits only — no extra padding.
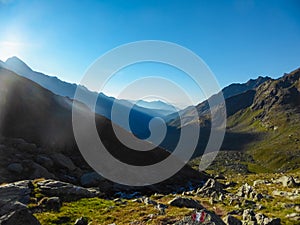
[0,201,27,217]
[253,180,269,187]
[0,209,41,225]
[36,179,103,201]
[0,180,32,204]
[255,213,281,225]
[80,172,105,187]
[276,175,297,187]
[285,213,300,221]
[35,155,54,170]
[74,217,88,225]
[51,153,76,171]
[242,209,256,222]
[223,215,242,225]
[197,178,224,197]
[168,197,203,209]
[143,197,157,206]
[38,197,61,211]
[7,163,23,174]
[237,183,253,198]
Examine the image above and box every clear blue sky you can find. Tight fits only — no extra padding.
[0,0,300,106]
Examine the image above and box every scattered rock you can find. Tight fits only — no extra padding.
[7,163,23,174]
[50,153,76,171]
[253,179,269,187]
[80,172,105,187]
[168,197,203,209]
[286,213,300,221]
[36,179,103,201]
[223,214,242,225]
[38,197,61,211]
[255,213,281,225]
[0,208,41,225]
[242,209,256,222]
[74,217,88,225]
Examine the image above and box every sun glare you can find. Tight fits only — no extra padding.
[0,41,23,61]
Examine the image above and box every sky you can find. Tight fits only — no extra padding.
[0,0,300,107]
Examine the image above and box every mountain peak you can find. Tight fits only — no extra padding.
[5,56,32,72]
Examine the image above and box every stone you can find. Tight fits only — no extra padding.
[80,172,105,187]
[35,155,54,170]
[168,197,203,209]
[253,180,269,187]
[223,214,242,225]
[286,213,300,221]
[0,201,27,217]
[38,197,61,211]
[7,163,23,174]
[276,175,297,187]
[74,217,88,225]
[0,180,32,204]
[255,213,281,225]
[36,179,103,201]
[242,209,256,222]
[196,178,224,197]
[50,153,76,171]
[0,209,41,225]
[237,183,253,198]
[21,160,55,179]
[143,197,157,206]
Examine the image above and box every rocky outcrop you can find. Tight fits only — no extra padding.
[168,197,203,209]
[223,215,242,225]
[196,178,225,197]
[36,179,104,201]
[0,180,32,204]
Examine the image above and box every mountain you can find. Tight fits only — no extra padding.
[1,57,170,139]
[0,66,207,191]
[166,76,271,128]
[129,99,179,116]
[168,68,300,172]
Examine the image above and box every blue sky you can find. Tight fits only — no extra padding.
[0,0,300,107]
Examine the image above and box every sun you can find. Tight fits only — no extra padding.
[0,41,22,61]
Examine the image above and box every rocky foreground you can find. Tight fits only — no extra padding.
[0,172,299,225]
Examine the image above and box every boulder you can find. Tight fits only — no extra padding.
[50,153,76,171]
[38,197,61,211]
[0,209,41,225]
[168,197,203,209]
[275,175,297,188]
[242,209,256,222]
[196,178,224,197]
[7,163,23,174]
[0,201,27,217]
[223,215,242,225]
[143,197,157,206]
[36,179,103,201]
[0,180,32,204]
[80,172,105,187]
[35,155,54,170]
[22,160,55,179]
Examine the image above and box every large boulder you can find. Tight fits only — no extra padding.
[22,160,55,179]
[0,180,32,204]
[7,163,23,174]
[50,153,76,171]
[168,197,203,209]
[36,179,103,201]
[35,155,54,170]
[80,172,105,187]
[0,209,41,225]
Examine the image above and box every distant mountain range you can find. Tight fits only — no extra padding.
[0,57,178,139]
